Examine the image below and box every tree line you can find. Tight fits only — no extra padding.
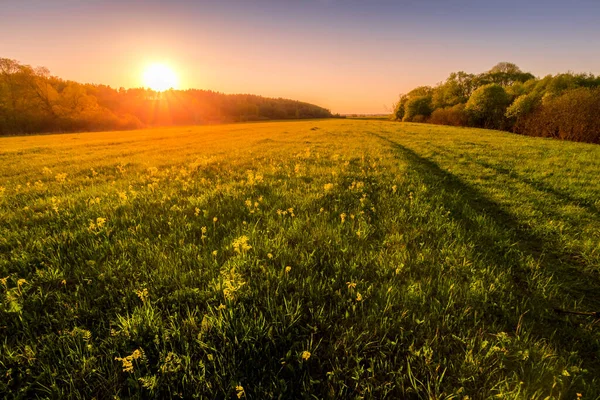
[0,58,333,135]
[393,62,600,144]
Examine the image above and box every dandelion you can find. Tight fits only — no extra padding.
[301,351,311,361]
[267,253,273,259]
[213,217,218,223]
[236,385,245,398]
[212,250,218,257]
[96,217,106,228]
[285,266,291,273]
[323,183,334,191]
[340,213,346,223]
[194,207,200,216]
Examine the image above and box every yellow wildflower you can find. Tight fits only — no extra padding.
[232,236,252,254]
[236,385,245,398]
[340,213,346,223]
[285,266,292,273]
[356,292,363,301]
[194,207,200,216]
[346,282,356,290]
[267,253,273,259]
[301,351,311,361]
[323,183,334,191]
[55,173,67,183]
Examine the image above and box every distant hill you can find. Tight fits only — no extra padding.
[0,58,333,135]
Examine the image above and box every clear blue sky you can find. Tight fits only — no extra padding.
[1,0,599,113]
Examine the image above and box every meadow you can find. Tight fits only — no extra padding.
[1,119,599,399]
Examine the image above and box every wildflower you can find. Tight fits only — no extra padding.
[285,266,291,273]
[356,230,361,238]
[267,253,273,259]
[61,279,67,285]
[323,183,334,191]
[232,236,252,254]
[0,277,8,287]
[115,349,144,373]
[212,250,218,257]
[346,282,356,290]
[118,191,128,202]
[194,207,200,216]
[340,213,346,223]
[392,185,397,193]
[201,226,207,234]
[135,288,149,303]
[218,304,226,310]
[42,167,52,176]
[319,207,324,213]
[17,278,27,288]
[236,385,245,398]
[213,217,218,223]
[356,292,363,301]
[55,173,67,183]
[96,217,106,228]
[301,351,311,361]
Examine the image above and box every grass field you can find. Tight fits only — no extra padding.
[1,119,599,399]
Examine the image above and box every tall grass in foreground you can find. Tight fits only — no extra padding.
[1,120,599,398]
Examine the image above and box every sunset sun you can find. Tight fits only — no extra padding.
[143,63,178,91]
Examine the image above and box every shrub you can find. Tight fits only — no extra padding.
[402,96,433,122]
[465,84,511,130]
[515,87,600,143]
[429,104,468,127]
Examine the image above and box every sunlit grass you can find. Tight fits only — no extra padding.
[1,120,599,398]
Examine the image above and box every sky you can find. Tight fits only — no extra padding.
[1,0,599,114]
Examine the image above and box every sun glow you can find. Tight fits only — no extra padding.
[142,63,178,92]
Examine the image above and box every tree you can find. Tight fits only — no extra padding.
[465,84,511,129]
[403,95,433,122]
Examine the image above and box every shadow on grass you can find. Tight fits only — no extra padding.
[369,131,600,370]
[426,142,600,220]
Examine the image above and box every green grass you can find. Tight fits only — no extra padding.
[1,120,599,399]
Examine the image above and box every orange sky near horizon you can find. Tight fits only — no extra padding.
[2,0,599,114]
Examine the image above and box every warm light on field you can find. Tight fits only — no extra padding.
[142,63,178,91]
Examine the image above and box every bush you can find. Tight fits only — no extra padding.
[429,104,468,127]
[515,87,600,143]
[402,95,433,122]
[465,84,511,130]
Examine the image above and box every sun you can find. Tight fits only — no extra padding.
[142,63,178,92]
